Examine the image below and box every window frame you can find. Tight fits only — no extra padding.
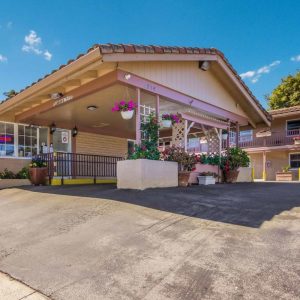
[289,152,300,169]
[0,121,48,159]
[286,119,300,136]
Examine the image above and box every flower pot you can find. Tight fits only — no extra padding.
[225,170,239,183]
[178,171,191,187]
[162,119,172,128]
[121,110,134,120]
[198,176,216,185]
[294,140,300,145]
[222,133,228,140]
[29,167,48,186]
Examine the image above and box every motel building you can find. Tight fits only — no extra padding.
[0,44,271,185]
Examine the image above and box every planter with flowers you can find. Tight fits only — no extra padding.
[221,147,250,183]
[29,158,48,186]
[197,172,218,185]
[161,113,180,128]
[112,100,136,120]
[293,136,300,145]
[162,146,197,187]
[117,114,178,189]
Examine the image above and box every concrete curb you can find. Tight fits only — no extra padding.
[0,271,50,300]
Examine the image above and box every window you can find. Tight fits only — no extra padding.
[0,122,15,156]
[287,119,300,135]
[290,153,300,169]
[240,130,253,142]
[18,125,38,157]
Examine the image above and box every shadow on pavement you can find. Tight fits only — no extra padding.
[19,182,300,228]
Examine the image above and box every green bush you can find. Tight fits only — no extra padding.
[0,167,29,179]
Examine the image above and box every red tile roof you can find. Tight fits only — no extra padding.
[269,105,300,116]
[0,43,271,121]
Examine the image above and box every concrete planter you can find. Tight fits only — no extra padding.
[0,179,31,189]
[117,159,178,190]
[198,176,216,185]
[236,167,253,182]
[276,172,293,181]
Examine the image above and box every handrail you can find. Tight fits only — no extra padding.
[35,152,124,180]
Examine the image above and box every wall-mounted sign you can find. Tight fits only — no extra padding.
[61,131,69,144]
[53,95,74,107]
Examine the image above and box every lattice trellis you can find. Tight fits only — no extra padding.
[172,119,185,147]
[207,129,220,153]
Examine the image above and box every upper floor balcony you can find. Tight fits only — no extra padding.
[231,129,300,150]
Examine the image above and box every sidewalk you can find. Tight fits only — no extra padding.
[0,272,49,300]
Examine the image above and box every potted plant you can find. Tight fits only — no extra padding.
[161,113,180,128]
[197,172,218,185]
[112,100,136,120]
[276,165,293,181]
[221,147,250,183]
[293,136,300,145]
[162,146,197,187]
[29,158,48,186]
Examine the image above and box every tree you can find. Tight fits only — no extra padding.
[267,71,300,110]
[3,89,17,99]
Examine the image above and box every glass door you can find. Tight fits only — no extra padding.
[52,129,72,177]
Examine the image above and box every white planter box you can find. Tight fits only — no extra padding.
[197,176,216,185]
[0,179,31,189]
[117,159,178,190]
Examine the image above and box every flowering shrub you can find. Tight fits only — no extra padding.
[161,113,180,124]
[197,153,220,165]
[0,167,29,179]
[112,100,136,112]
[128,114,160,160]
[29,158,47,168]
[220,147,250,173]
[162,146,197,171]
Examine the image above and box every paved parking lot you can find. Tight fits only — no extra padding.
[0,183,299,299]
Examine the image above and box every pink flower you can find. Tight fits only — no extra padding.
[120,100,126,106]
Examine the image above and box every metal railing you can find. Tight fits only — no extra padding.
[36,152,123,180]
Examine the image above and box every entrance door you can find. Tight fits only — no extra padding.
[52,129,71,153]
[52,129,72,177]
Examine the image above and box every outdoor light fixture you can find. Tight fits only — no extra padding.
[199,61,210,71]
[50,123,56,134]
[50,92,64,100]
[87,105,98,111]
[124,73,131,80]
[72,126,78,137]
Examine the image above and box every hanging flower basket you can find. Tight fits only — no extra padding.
[293,136,300,145]
[121,110,134,120]
[162,119,172,128]
[112,100,136,120]
[161,113,180,128]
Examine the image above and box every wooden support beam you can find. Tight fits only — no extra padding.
[135,88,141,144]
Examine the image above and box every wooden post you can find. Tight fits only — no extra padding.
[262,151,266,181]
[235,122,239,147]
[135,88,141,145]
[184,119,188,151]
[298,168,300,181]
[155,95,160,120]
[227,123,230,150]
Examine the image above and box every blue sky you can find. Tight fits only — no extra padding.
[0,0,300,108]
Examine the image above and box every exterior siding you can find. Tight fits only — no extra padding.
[0,158,30,173]
[119,61,248,117]
[249,150,299,181]
[76,132,127,157]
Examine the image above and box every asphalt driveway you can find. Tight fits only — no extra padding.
[0,183,299,299]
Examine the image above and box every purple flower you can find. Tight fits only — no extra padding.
[120,100,126,106]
